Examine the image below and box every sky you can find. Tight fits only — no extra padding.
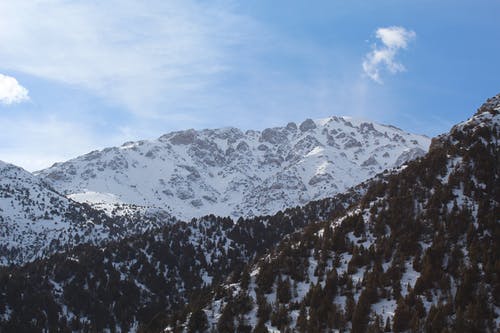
[0,0,499,171]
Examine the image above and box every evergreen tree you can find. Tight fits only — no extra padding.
[187,308,208,333]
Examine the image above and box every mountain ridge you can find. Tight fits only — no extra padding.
[0,160,175,265]
[1,114,429,265]
[180,95,500,332]
[37,115,430,220]
[0,95,497,332]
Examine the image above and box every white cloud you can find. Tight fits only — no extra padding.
[376,26,415,49]
[362,26,416,83]
[0,73,29,104]
[0,0,260,116]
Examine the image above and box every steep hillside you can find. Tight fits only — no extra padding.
[0,185,364,332]
[1,95,496,333]
[0,161,174,265]
[37,116,430,220]
[178,95,500,332]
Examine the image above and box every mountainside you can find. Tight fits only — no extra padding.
[0,94,497,333]
[0,161,174,265]
[0,183,364,332]
[177,95,500,332]
[37,116,430,220]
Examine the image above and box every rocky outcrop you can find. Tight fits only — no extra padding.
[37,116,430,220]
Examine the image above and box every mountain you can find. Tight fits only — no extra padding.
[1,94,496,332]
[1,115,428,265]
[0,161,174,265]
[37,116,430,220]
[180,95,499,332]
[1,115,428,266]
[0,183,365,332]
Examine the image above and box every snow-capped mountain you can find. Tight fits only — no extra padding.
[0,94,497,332]
[38,116,430,220]
[1,115,428,265]
[180,95,500,332]
[0,160,174,265]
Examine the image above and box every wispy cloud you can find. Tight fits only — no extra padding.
[0,0,260,116]
[0,73,29,105]
[362,26,416,83]
[0,2,417,171]
[0,114,135,172]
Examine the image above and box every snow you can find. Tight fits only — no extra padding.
[0,160,174,265]
[174,106,500,332]
[0,306,12,321]
[494,306,500,328]
[201,271,213,286]
[36,115,431,221]
[306,146,324,157]
[400,261,420,297]
[68,191,123,205]
[371,298,397,323]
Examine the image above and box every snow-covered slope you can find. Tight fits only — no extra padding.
[38,116,430,220]
[0,160,173,265]
[179,95,500,333]
[1,95,497,332]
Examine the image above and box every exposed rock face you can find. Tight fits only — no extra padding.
[299,118,317,132]
[308,172,334,186]
[194,97,500,333]
[260,128,287,145]
[395,147,426,165]
[36,116,430,220]
[169,129,197,145]
[286,122,298,131]
[361,156,379,167]
[344,137,363,149]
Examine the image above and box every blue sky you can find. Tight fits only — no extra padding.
[0,0,499,171]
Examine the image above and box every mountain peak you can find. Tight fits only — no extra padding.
[1,95,498,332]
[180,93,500,333]
[36,115,430,220]
[476,93,500,116]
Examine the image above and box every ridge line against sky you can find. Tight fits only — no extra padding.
[0,0,499,171]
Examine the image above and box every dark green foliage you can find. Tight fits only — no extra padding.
[351,290,372,333]
[270,303,290,330]
[1,98,499,332]
[186,105,500,332]
[216,302,235,333]
[188,308,208,333]
[253,320,269,333]
[276,276,291,303]
[0,187,359,332]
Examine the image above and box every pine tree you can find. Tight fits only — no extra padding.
[351,290,371,333]
[296,304,308,333]
[276,277,291,304]
[187,308,208,333]
[240,267,250,291]
[252,320,269,333]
